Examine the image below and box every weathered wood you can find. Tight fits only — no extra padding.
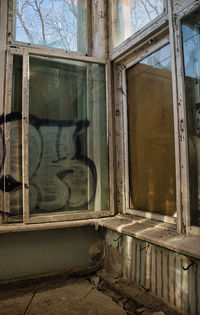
[0,218,100,234]
[3,53,13,219]
[167,0,182,233]
[22,51,29,223]
[106,61,115,215]
[121,67,129,213]
[16,210,112,225]
[113,63,126,213]
[109,11,168,61]
[125,36,169,70]
[0,0,7,222]
[173,0,200,15]
[172,2,192,234]
[91,0,108,59]
[9,46,107,65]
[127,209,176,224]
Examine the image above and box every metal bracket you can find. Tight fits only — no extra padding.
[183,261,195,271]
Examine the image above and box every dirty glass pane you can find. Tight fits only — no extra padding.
[0,55,23,222]
[182,8,200,226]
[29,56,109,215]
[112,0,164,47]
[127,44,176,215]
[15,0,87,53]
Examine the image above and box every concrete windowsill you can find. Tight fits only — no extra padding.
[98,214,200,260]
[0,213,200,260]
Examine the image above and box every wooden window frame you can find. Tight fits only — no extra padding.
[0,0,115,228]
[4,47,114,225]
[121,36,177,225]
[1,0,200,239]
[172,0,200,237]
[113,0,200,236]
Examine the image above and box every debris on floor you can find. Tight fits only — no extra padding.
[96,270,181,315]
[0,271,181,314]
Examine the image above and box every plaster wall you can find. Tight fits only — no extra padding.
[0,226,101,281]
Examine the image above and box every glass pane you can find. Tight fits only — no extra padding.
[15,0,87,53]
[0,55,23,222]
[182,8,200,227]
[112,0,164,47]
[29,56,109,215]
[127,44,176,215]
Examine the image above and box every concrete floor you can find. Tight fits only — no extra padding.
[0,276,126,315]
[0,274,179,315]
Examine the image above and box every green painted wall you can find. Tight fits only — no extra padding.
[0,226,101,281]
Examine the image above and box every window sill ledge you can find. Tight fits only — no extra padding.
[0,218,101,234]
[1,214,200,261]
[98,214,200,260]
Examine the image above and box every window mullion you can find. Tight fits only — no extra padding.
[2,53,13,222]
[114,64,126,213]
[171,12,190,233]
[86,0,92,56]
[122,67,129,213]
[0,0,7,224]
[178,2,200,234]
[22,50,29,224]
[106,61,115,215]
[167,0,184,233]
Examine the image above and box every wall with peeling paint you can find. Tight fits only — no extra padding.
[104,229,200,314]
[0,227,102,281]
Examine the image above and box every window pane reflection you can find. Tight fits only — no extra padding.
[127,44,176,215]
[29,56,109,215]
[112,0,164,47]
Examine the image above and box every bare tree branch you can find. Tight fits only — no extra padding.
[146,0,159,15]
[140,0,152,20]
[34,0,46,42]
[16,0,82,50]
[65,0,77,18]
[16,7,34,42]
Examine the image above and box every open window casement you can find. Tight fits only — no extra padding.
[0,0,114,226]
[120,38,177,225]
[1,48,114,225]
